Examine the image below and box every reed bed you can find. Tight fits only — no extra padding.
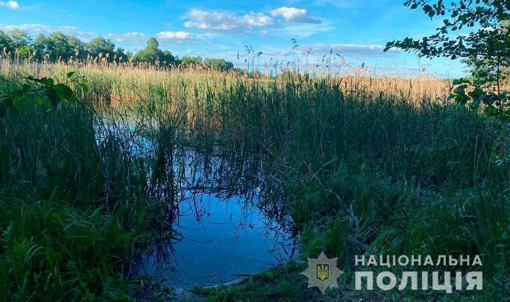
[0,58,508,300]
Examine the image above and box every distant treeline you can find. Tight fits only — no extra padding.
[0,29,235,71]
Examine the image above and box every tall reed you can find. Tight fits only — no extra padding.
[1,57,508,300]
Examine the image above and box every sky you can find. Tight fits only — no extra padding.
[0,0,469,78]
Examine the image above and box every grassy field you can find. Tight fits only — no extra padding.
[0,58,509,301]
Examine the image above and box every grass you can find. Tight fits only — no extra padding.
[0,57,509,300]
[0,191,136,301]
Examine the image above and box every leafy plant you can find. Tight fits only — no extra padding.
[385,0,510,168]
[0,71,88,117]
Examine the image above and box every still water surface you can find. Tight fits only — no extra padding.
[133,188,293,288]
[130,148,294,288]
[96,118,295,288]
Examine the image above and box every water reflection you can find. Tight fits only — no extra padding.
[132,148,295,288]
[94,116,295,288]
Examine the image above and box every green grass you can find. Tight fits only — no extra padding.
[0,59,509,300]
[0,191,135,301]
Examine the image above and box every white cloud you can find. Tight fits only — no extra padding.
[108,31,199,46]
[156,31,197,40]
[0,1,20,9]
[271,7,321,24]
[300,43,401,57]
[0,23,81,35]
[259,30,274,38]
[184,9,274,34]
[122,32,146,37]
[108,32,149,44]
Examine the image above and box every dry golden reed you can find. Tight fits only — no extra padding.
[0,55,452,108]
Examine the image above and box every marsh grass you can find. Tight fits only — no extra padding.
[0,74,180,299]
[0,191,138,301]
[1,57,509,300]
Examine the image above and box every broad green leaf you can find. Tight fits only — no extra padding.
[60,84,76,104]
[38,77,54,87]
[471,98,481,108]
[53,84,76,103]
[10,89,24,101]
[46,88,60,107]
[46,77,54,86]
[80,83,89,93]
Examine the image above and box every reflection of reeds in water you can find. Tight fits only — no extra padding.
[134,146,295,275]
[105,93,296,269]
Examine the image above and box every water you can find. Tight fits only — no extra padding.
[95,117,294,288]
[133,186,293,288]
[129,144,294,288]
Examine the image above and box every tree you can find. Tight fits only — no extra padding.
[133,37,164,64]
[86,37,116,61]
[204,58,234,71]
[8,29,33,59]
[162,50,175,65]
[0,30,14,55]
[180,56,202,67]
[385,0,510,161]
[45,32,74,61]
[32,34,47,60]
[467,20,510,85]
[386,1,510,105]
[9,29,32,49]
[114,47,129,62]
[67,36,87,60]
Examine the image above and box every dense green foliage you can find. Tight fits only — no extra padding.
[86,37,128,62]
[132,37,175,64]
[0,71,181,300]
[0,29,234,69]
[386,1,510,113]
[179,55,203,67]
[0,72,86,118]
[204,58,234,71]
[386,0,510,168]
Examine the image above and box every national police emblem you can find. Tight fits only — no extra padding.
[301,251,344,294]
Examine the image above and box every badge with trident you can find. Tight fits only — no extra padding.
[301,251,344,294]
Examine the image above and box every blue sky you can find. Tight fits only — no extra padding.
[0,0,468,77]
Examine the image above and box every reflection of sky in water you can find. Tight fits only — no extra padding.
[134,191,293,288]
[96,118,294,288]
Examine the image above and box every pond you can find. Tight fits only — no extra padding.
[97,121,297,288]
[132,150,294,288]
